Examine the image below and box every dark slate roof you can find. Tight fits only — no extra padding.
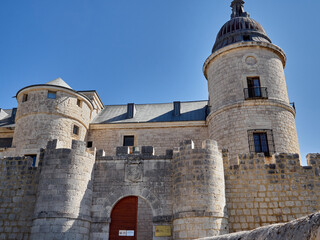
[0,109,16,128]
[92,101,209,124]
[212,1,271,53]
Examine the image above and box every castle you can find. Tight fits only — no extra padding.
[0,1,320,240]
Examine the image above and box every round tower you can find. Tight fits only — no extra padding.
[204,0,299,163]
[172,140,228,239]
[12,78,94,150]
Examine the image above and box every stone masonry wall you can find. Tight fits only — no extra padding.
[208,103,299,164]
[224,152,320,233]
[88,125,208,156]
[204,44,289,112]
[172,140,228,240]
[198,211,320,240]
[30,140,95,240]
[0,155,42,240]
[13,88,92,150]
[91,147,173,240]
[137,197,154,240]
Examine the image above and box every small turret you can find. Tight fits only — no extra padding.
[12,78,95,151]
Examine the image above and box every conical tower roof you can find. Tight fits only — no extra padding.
[45,78,72,89]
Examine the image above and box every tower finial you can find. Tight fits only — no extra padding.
[231,0,249,18]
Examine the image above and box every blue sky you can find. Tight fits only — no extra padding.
[0,0,319,163]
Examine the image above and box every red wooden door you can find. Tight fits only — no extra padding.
[109,196,138,240]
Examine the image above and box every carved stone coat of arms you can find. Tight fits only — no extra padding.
[125,161,143,182]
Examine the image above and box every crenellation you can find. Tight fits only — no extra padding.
[0,1,319,239]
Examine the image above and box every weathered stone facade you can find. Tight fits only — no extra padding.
[0,1,319,240]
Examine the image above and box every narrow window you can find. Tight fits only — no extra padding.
[87,141,93,148]
[25,154,37,167]
[123,135,134,146]
[22,94,28,102]
[73,125,79,135]
[48,91,56,99]
[253,133,269,156]
[248,129,275,157]
[77,99,82,107]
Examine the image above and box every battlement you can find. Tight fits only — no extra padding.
[45,139,96,158]
[96,145,173,160]
[223,152,320,176]
[173,139,219,155]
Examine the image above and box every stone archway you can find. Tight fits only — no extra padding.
[109,196,153,240]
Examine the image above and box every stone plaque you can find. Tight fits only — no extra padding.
[155,225,171,237]
[125,162,143,182]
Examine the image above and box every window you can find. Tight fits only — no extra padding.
[243,35,251,41]
[25,154,37,167]
[253,133,269,155]
[48,91,56,99]
[248,129,275,157]
[77,99,82,107]
[22,94,28,102]
[0,138,13,148]
[247,77,261,97]
[87,141,93,148]
[123,135,134,146]
[244,77,268,99]
[73,125,79,135]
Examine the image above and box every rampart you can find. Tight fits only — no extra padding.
[0,154,42,239]
[224,152,320,233]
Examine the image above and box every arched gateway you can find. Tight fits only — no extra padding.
[109,196,153,240]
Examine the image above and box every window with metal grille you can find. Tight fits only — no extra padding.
[123,136,134,146]
[248,129,275,157]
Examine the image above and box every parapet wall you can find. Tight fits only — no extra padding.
[224,152,320,233]
[0,154,42,239]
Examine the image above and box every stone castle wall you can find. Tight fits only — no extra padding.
[0,155,42,240]
[88,125,208,155]
[172,140,228,240]
[30,140,95,240]
[224,152,320,233]
[13,88,92,149]
[91,146,173,240]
